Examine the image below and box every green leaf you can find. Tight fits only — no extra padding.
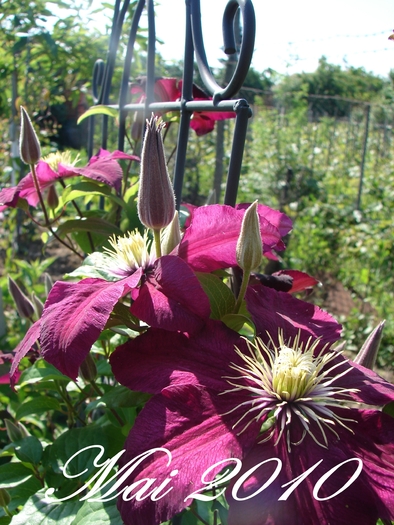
[8,490,82,525]
[8,476,42,512]
[77,105,118,124]
[46,425,125,486]
[196,273,235,320]
[221,313,251,333]
[15,397,62,421]
[86,386,150,412]
[212,499,229,525]
[0,462,33,489]
[66,253,119,282]
[383,401,394,418]
[59,182,127,210]
[14,436,43,465]
[71,499,123,525]
[56,218,122,238]
[18,360,71,387]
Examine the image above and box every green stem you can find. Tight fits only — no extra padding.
[30,163,84,259]
[59,179,95,252]
[3,505,14,518]
[90,380,125,427]
[153,228,162,258]
[233,269,251,314]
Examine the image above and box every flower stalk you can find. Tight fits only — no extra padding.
[137,115,176,256]
[18,108,84,259]
[234,201,262,313]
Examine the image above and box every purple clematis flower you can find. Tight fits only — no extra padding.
[10,203,291,383]
[110,305,394,525]
[131,77,236,136]
[0,149,139,210]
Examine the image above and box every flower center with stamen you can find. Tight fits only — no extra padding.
[42,151,80,172]
[222,332,359,451]
[104,230,155,275]
[272,345,317,401]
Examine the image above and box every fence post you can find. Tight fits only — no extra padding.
[356,103,371,211]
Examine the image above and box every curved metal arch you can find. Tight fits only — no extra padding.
[87,0,256,207]
[190,0,256,102]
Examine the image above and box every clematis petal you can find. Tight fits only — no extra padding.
[58,150,139,193]
[0,161,61,208]
[270,269,320,293]
[176,204,288,272]
[111,319,246,394]
[341,360,394,406]
[10,320,41,388]
[245,285,342,345]
[131,256,210,332]
[0,186,20,208]
[226,409,394,525]
[40,271,142,379]
[116,383,257,525]
[236,203,293,238]
[190,110,236,136]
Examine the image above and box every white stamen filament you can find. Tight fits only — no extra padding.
[104,230,155,274]
[223,332,360,452]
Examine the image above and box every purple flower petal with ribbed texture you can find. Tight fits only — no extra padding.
[245,284,342,345]
[10,320,41,387]
[0,149,139,209]
[40,270,142,379]
[176,204,291,272]
[131,256,210,332]
[226,410,394,525]
[58,149,139,193]
[110,316,394,525]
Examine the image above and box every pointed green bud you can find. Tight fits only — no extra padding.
[19,106,41,165]
[137,115,175,231]
[236,201,263,272]
[47,184,59,209]
[79,353,97,382]
[131,111,144,142]
[32,293,44,317]
[0,488,11,508]
[44,273,54,295]
[8,277,35,319]
[161,211,181,255]
[354,320,385,370]
[5,419,29,442]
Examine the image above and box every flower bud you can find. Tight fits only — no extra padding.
[32,293,44,317]
[19,106,41,165]
[161,211,181,255]
[0,489,11,508]
[354,320,385,370]
[131,111,144,142]
[44,273,54,295]
[79,353,97,382]
[236,201,263,272]
[8,277,35,319]
[137,115,175,231]
[47,184,59,209]
[5,419,29,442]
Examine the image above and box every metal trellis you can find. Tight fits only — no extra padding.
[87,0,256,208]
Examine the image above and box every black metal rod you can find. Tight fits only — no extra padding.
[173,0,194,209]
[118,0,146,151]
[224,99,251,206]
[86,0,256,209]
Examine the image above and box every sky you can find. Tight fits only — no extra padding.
[153,0,394,77]
[82,0,394,78]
